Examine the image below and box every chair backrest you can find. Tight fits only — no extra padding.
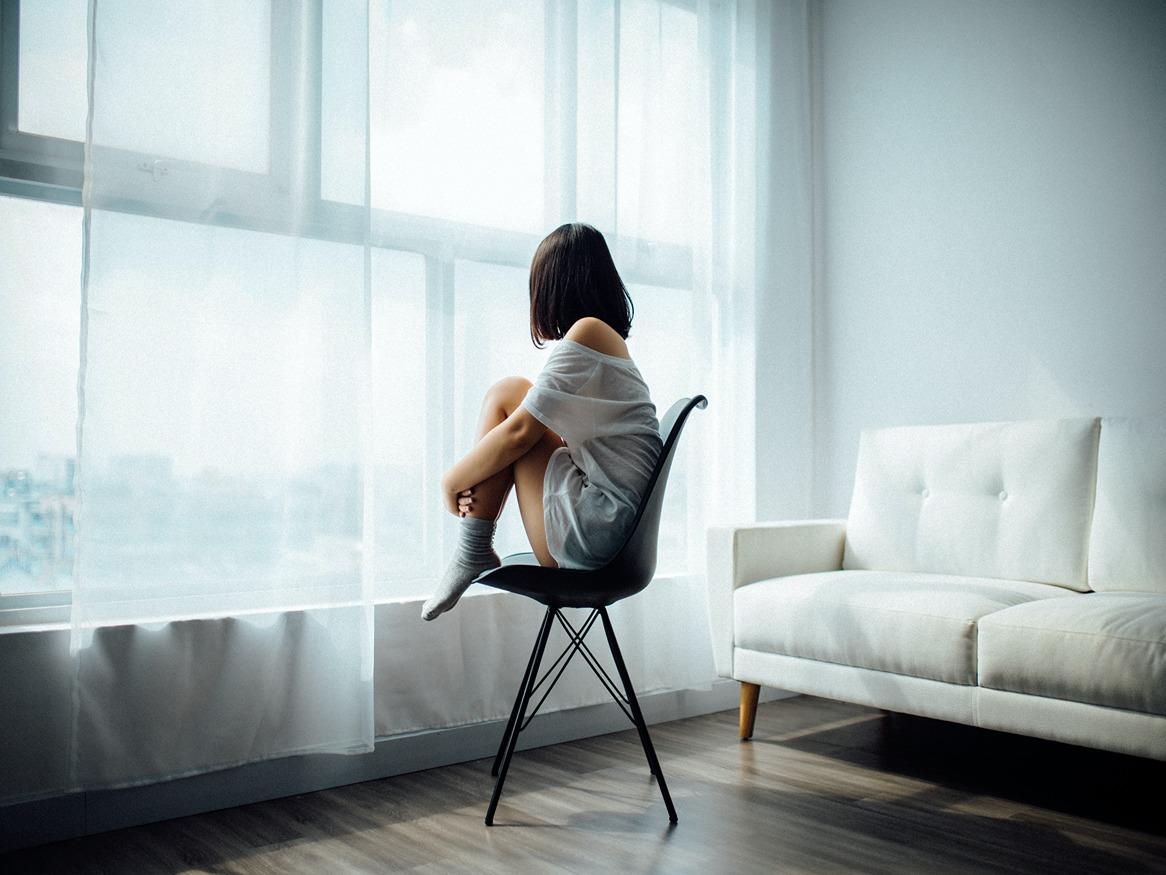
[603,395,708,595]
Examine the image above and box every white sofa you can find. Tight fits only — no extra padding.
[707,416,1166,760]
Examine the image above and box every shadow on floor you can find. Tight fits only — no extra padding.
[755,705,1166,837]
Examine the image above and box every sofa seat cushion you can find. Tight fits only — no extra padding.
[979,593,1166,715]
[733,570,1070,685]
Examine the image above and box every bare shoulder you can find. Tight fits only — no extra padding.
[564,317,630,359]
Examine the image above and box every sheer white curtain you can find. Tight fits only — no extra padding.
[361,0,765,725]
[73,0,375,787]
[58,0,766,789]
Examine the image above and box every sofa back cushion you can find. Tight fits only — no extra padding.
[843,418,1100,590]
[1089,416,1166,593]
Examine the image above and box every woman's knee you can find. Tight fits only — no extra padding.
[485,376,533,409]
[516,430,566,473]
[537,428,566,452]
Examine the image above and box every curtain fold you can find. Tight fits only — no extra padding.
[72,0,375,788]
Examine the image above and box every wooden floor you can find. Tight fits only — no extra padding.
[4,696,1165,874]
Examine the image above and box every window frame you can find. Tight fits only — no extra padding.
[0,0,83,203]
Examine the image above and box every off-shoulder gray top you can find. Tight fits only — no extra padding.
[521,339,662,569]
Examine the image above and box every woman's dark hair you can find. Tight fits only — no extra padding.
[529,223,634,348]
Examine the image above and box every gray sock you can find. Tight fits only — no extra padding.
[421,516,501,621]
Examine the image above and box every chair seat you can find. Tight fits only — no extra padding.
[475,553,643,609]
[500,551,541,566]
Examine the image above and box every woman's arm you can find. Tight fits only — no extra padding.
[441,406,546,512]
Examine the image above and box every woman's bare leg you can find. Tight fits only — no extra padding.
[458,376,529,521]
[423,378,564,620]
[513,431,563,567]
[458,377,563,566]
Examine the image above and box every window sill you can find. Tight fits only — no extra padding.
[0,572,701,634]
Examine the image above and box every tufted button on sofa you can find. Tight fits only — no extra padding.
[707,416,1166,759]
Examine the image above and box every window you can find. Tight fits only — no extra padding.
[368,0,547,232]
[78,214,369,614]
[370,248,430,600]
[89,1,272,173]
[0,0,712,604]
[0,194,81,596]
[615,0,701,245]
[15,0,86,142]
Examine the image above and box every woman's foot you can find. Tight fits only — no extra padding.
[422,517,501,620]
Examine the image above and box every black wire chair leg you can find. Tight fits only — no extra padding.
[485,606,555,826]
[599,607,678,824]
[491,609,551,777]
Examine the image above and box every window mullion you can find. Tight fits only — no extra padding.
[269,0,322,212]
[0,0,20,138]
[423,254,455,567]
[543,0,578,226]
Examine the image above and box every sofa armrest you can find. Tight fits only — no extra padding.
[706,519,847,678]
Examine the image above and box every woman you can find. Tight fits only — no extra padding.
[422,223,663,620]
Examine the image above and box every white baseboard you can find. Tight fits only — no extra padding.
[0,681,793,853]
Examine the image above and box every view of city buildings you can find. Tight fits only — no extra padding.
[0,455,76,594]
[0,454,412,599]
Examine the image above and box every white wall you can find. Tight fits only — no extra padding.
[754,0,816,522]
[813,0,1166,515]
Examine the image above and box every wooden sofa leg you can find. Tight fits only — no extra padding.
[739,682,760,740]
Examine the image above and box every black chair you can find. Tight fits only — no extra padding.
[474,395,707,826]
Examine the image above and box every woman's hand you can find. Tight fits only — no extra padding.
[456,488,475,517]
[442,473,475,517]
